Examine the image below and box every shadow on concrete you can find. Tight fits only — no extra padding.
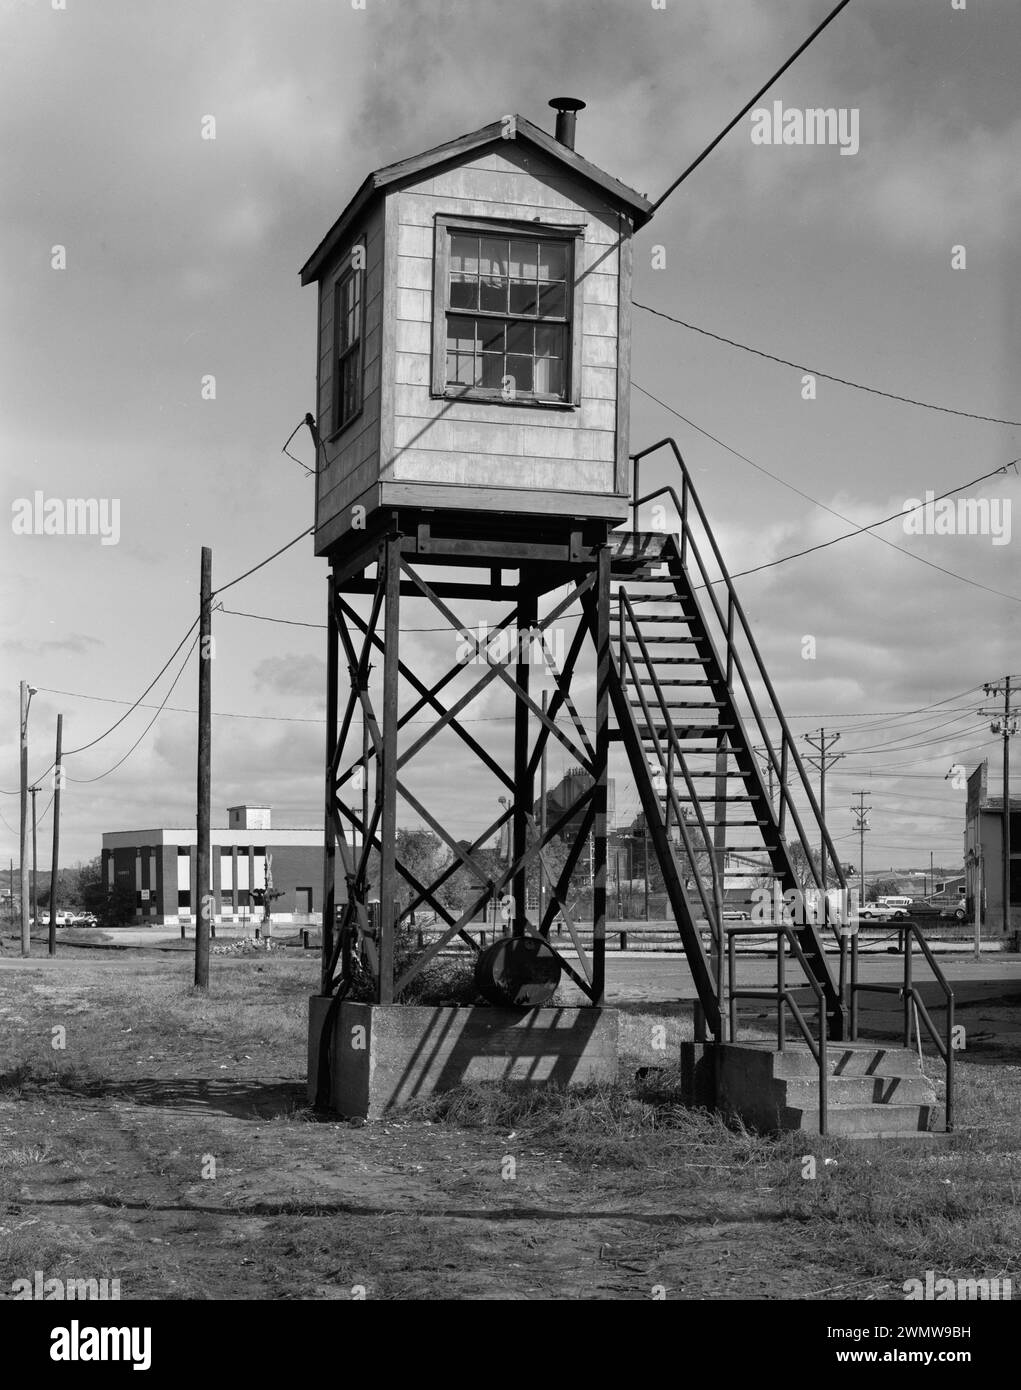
[388,1005,614,1109]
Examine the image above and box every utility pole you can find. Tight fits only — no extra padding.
[850,792,870,900]
[803,728,844,891]
[48,714,63,957]
[195,546,212,989]
[29,784,39,933]
[980,677,1017,935]
[19,681,36,957]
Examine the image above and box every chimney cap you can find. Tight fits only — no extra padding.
[549,96,586,114]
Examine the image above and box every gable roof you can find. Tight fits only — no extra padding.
[299,115,653,285]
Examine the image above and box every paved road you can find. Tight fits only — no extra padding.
[583,951,1021,1005]
[4,936,1018,994]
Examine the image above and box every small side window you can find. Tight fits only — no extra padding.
[333,250,364,434]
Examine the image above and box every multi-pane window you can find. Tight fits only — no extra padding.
[444,233,571,400]
[333,258,363,432]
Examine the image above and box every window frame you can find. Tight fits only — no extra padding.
[330,239,366,440]
[431,214,585,408]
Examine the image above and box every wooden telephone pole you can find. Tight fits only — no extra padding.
[803,728,844,891]
[195,547,212,988]
[850,791,870,902]
[19,680,33,956]
[29,784,39,932]
[48,714,63,957]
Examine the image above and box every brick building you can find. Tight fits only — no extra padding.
[101,805,355,927]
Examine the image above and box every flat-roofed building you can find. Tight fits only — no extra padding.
[101,805,358,926]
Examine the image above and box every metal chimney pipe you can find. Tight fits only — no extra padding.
[549,97,586,151]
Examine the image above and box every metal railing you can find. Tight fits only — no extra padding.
[626,439,849,923]
[850,921,955,1131]
[725,922,828,1135]
[620,438,848,1040]
[617,590,726,958]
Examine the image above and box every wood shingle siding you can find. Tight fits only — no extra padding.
[306,122,643,554]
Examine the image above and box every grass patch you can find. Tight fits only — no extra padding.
[2,953,1018,1299]
[344,937,483,1007]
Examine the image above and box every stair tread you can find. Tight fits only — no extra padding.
[642,727,738,736]
[631,699,727,707]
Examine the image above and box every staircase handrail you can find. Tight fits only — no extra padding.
[849,921,955,1131]
[617,589,725,943]
[628,438,849,918]
[725,921,828,1135]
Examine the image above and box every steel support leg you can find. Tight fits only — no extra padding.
[378,534,401,1002]
[321,571,338,995]
[512,586,536,936]
[591,545,610,1004]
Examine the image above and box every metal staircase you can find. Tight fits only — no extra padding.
[608,438,852,1044]
[607,440,955,1136]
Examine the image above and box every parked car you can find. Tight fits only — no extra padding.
[54,910,78,927]
[858,902,909,920]
[939,904,968,922]
[71,911,98,927]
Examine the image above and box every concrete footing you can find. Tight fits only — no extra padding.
[679,1040,941,1136]
[308,998,619,1118]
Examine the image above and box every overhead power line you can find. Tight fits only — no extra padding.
[66,633,200,784]
[15,523,318,787]
[211,526,313,599]
[650,0,853,212]
[219,606,457,635]
[634,303,1021,428]
[29,618,201,787]
[727,464,1018,586]
[633,382,1021,602]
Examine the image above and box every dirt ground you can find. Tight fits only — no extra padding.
[1,946,1018,1300]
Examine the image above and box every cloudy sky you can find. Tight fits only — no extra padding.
[1,0,1018,875]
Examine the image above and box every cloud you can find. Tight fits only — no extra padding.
[252,654,326,697]
[4,634,103,657]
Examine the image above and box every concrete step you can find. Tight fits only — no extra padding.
[710,1040,946,1137]
[787,1104,941,1137]
[783,1074,937,1107]
[769,1043,924,1080]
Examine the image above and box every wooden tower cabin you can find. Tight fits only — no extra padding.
[304,101,954,1137]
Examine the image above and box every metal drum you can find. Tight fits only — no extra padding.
[474,936,562,1007]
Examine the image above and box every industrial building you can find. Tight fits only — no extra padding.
[964,762,1020,935]
[101,805,355,927]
